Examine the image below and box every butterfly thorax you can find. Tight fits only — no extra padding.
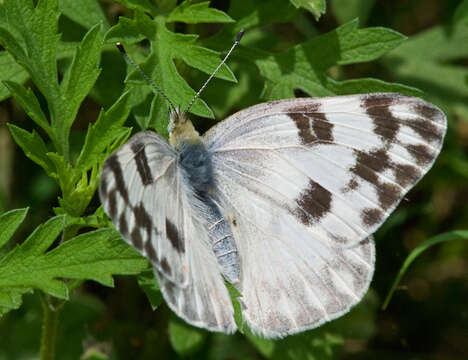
[168,109,201,149]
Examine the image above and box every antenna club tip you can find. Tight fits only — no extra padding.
[116,42,126,54]
[236,29,245,42]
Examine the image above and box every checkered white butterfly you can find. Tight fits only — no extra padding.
[99,31,446,338]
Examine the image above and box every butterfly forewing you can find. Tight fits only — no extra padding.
[100,131,236,333]
[203,93,446,337]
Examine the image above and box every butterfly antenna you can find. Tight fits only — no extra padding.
[116,42,177,113]
[183,30,245,115]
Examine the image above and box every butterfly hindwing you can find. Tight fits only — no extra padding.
[203,93,446,337]
[100,132,236,333]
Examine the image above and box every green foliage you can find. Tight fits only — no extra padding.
[0,0,466,359]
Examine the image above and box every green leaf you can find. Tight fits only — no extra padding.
[0,216,67,298]
[167,1,234,24]
[108,12,237,131]
[75,91,132,173]
[382,230,468,310]
[290,0,326,21]
[58,0,110,29]
[0,51,29,101]
[382,22,468,116]
[331,0,376,25]
[0,208,29,248]
[226,282,243,333]
[2,80,51,137]
[253,19,407,99]
[137,268,162,310]
[0,0,61,102]
[169,316,208,357]
[7,124,56,177]
[114,0,158,14]
[0,217,147,315]
[60,23,103,130]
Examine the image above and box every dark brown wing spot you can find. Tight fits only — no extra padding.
[289,113,316,145]
[295,180,332,225]
[378,183,402,210]
[131,141,153,185]
[119,213,128,236]
[145,239,158,262]
[107,189,118,219]
[407,118,442,144]
[166,218,185,253]
[100,176,108,198]
[160,257,172,276]
[312,113,334,142]
[361,208,383,227]
[406,144,434,166]
[130,228,143,250]
[363,95,400,143]
[134,202,153,237]
[105,154,129,202]
[414,103,444,124]
[393,163,421,187]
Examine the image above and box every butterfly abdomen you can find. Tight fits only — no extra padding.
[179,140,240,284]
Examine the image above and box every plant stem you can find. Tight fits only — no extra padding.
[39,293,61,360]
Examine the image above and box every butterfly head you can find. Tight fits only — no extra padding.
[168,106,201,148]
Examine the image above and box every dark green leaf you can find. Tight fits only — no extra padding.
[167,1,234,24]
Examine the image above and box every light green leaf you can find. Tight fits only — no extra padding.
[137,268,162,310]
[167,1,234,24]
[58,0,110,29]
[75,91,132,173]
[169,316,208,356]
[382,230,468,310]
[7,124,56,177]
[0,208,29,248]
[290,0,326,20]
[3,80,51,136]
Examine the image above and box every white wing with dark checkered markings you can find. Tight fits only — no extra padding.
[203,93,446,337]
[99,131,236,333]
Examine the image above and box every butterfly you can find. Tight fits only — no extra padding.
[99,34,446,339]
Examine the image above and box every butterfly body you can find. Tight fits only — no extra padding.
[100,93,446,338]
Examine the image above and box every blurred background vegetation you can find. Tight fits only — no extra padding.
[0,0,467,359]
